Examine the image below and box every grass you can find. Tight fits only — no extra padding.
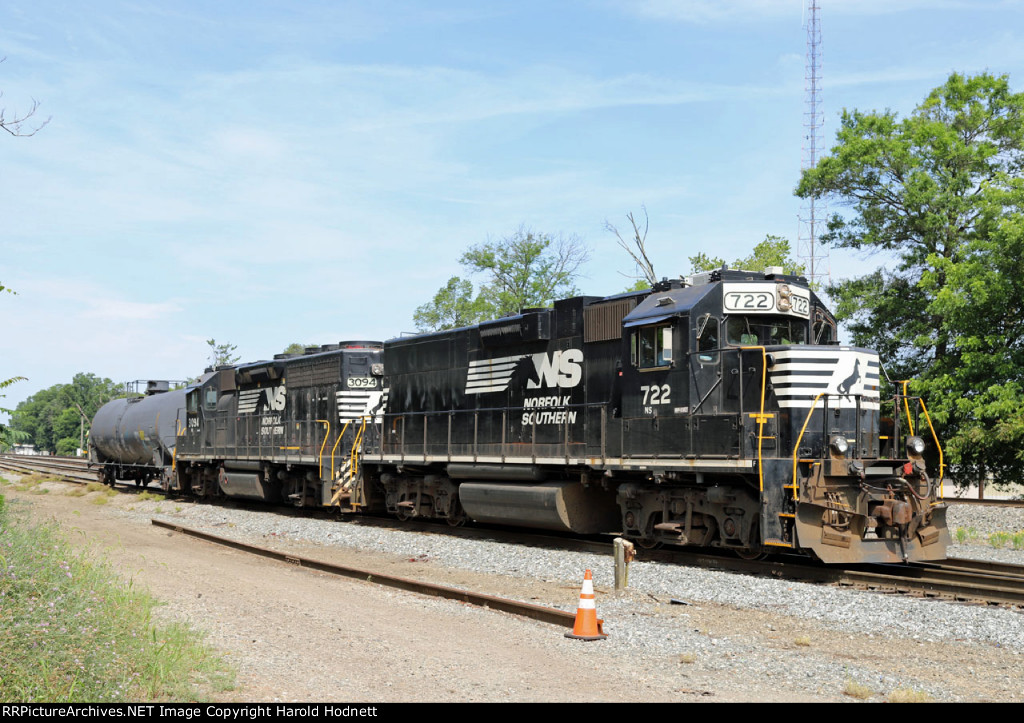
[842,679,873,700]
[0,493,235,702]
[955,526,1024,550]
[887,688,933,703]
[794,636,812,647]
[137,491,161,502]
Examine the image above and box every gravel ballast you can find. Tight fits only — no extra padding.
[6,474,1024,703]
[123,495,1024,702]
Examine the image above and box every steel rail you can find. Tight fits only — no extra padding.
[150,519,579,629]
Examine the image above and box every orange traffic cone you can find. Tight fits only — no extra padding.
[565,569,607,641]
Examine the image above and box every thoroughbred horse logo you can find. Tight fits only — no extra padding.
[836,358,862,395]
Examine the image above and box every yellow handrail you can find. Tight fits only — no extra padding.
[916,397,945,499]
[901,380,916,436]
[330,421,352,480]
[350,417,367,482]
[316,420,330,481]
[791,393,827,502]
[741,346,769,493]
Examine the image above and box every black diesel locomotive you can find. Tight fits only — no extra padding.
[94,268,949,564]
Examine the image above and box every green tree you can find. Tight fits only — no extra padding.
[414,227,590,332]
[413,277,489,332]
[207,339,241,367]
[795,71,1024,490]
[0,283,26,415]
[1,283,28,450]
[689,235,806,276]
[10,374,125,454]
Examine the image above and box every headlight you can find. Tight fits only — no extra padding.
[907,436,926,456]
[829,435,849,455]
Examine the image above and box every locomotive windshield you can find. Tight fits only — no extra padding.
[726,315,807,346]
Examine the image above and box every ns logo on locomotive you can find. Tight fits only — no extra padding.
[89,268,949,564]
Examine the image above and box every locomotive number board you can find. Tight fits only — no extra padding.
[722,282,810,319]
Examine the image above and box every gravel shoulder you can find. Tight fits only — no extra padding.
[4,476,1024,703]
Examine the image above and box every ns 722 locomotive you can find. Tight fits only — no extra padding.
[129,267,948,565]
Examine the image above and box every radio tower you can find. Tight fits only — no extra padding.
[799,0,829,284]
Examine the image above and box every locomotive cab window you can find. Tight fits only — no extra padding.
[813,315,837,345]
[726,316,807,346]
[186,390,199,414]
[631,324,673,369]
[696,314,719,363]
[204,387,218,409]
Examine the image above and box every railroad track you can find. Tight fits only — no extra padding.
[0,453,98,484]
[4,453,1023,608]
[940,496,1024,508]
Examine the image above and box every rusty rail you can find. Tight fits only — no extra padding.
[150,519,578,629]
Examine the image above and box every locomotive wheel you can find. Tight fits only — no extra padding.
[446,511,467,527]
[632,536,662,550]
[735,521,766,561]
[734,546,767,561]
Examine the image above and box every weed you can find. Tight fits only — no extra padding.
[678,653,697,664]
[90,495,110,506]
[887,688,933,703]
[843,679,873,700]
[794,636,812,647]
[136,492,160,502]
[0,503,234,702]
[1013,532,1024,551]
[989,531,1012,549]
[85,482,108,493]
[65,488,87,497]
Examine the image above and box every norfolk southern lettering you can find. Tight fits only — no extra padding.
[522,394,576,425]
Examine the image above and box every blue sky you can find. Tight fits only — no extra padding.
[3,0,1024,418]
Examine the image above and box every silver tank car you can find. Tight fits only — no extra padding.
[89,381,186,487]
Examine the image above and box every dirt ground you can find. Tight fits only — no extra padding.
[4,478,1023,703]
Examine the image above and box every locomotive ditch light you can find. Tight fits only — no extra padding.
[906,436,926,457]
[829,435,849,456]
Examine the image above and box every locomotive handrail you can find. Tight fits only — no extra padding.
[895,380,945,497]
[330,421,352,480]
[740,346,769,493]
[316,419,330,482]
[373,400,606,463]
[791,392,827,502]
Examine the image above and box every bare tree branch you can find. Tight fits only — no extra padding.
[0,58,51,137]
[605,206,657,286]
